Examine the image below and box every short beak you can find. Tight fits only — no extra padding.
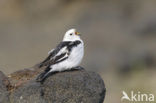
[75,32,81,36]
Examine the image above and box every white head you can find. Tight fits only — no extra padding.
[63,29,81,41]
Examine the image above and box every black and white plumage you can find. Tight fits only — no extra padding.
[36,29,84,82]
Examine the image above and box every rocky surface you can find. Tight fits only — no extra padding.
[0,71,10,103]
[0,68,106,103]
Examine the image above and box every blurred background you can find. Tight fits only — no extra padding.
[0,0,156,102]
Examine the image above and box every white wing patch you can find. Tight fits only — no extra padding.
[56,47,68,56]
[48,49,54,55]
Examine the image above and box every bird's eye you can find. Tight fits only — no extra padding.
[70,33,72,36]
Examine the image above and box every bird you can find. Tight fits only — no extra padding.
[36,28,84,83]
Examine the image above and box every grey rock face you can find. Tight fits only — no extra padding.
[41,69,106,103]
[10,81,46,103]
[2,69,106,103]
[0,71,10,103]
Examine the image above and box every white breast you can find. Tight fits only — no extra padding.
[68,42,84,67]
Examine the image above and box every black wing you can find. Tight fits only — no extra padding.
[39,41,71,68]
[39,40,81,68]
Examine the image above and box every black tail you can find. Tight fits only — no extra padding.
[36,67,58,83]
[36,71,48,83]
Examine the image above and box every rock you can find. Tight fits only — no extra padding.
[10,81,46,103]
[8,64,45,90]
[0,71,10,103]
[10,69,106,103]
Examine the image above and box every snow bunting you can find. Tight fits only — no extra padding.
[36,29,84,82]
